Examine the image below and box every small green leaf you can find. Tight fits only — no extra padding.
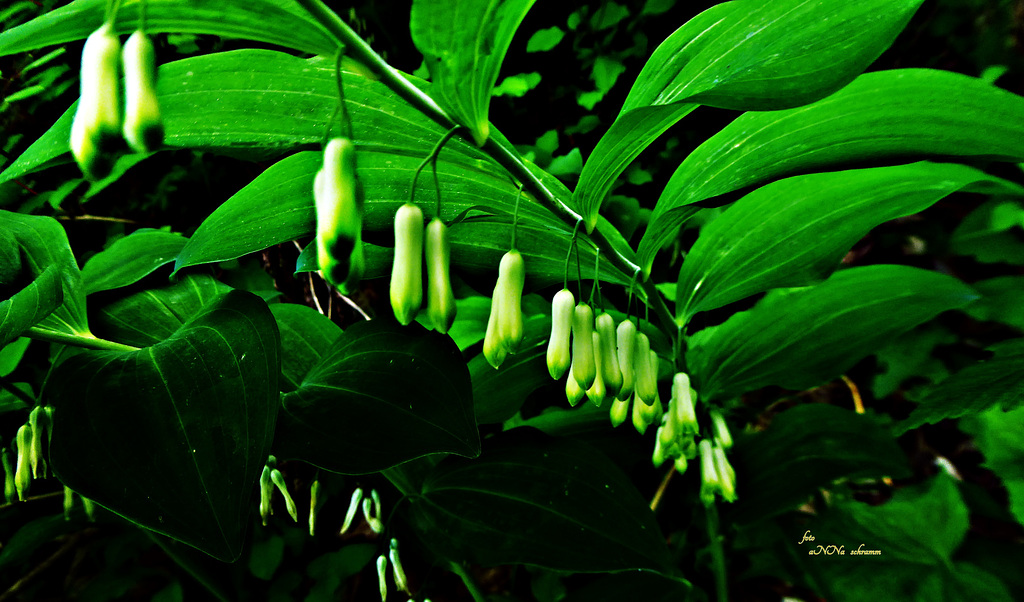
[82,229,187,295]
[965,276,1024,330]
[493,72,542,98]
[275,319,479,474]
[590,2,629,30]
[48,290,280,562]
[526,26,565,52]
[962,405,1024,527]
[951,198,1024,265]
[686,265,979,400]
[408,428,673,573]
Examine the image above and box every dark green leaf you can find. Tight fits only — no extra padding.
[872,323,955,398]
[248,535,285,581]
[965,276,1024,330]
[270,303,341,393]
[640,69,1024,272]
[675,162,1022,322]
[408,428,673,572]
[0,0,334,57]
[411,0,537,146]
[0,211,89,347]
[82,229,187,295]
[562,569,690,601]
[0,515,78,572]
[275,319,479,474]
[471,314,550,424]
[727,405,910,524]
[950,198,1024,265]
[899,339,1024,432]
[686,265,979,400]
[48,290,280,562]
[89,274,230,348]
[962,405,1024,526]
[0,337,29,377]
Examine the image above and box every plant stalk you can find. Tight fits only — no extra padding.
[26,328,139,352]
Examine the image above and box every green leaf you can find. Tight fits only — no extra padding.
[48,290,280,562]
[0,336,29,377]
[951,198,1024,265]
[575,0,923,232]
[89,273,231,348]
[526,26,565,52]
[965,276,1024,330]
[274,319,479,474]
[0,0,334,57]
[686,265,979,400]
[408,428,673,573]
[493,72,542,98]
[962,405,1024,527]
[675,162,1023,322]
[727,405,910,525]
[410,0,537,146]
[640,69,1024,273]
[0,211,89,347]
[590,2,630,30]
[563,571,690,602]
[796,474,1012,602]
[270,303,341,393]
[872,324,955,398]
[899,339,1024,432]
[471,314,551,424]
[82,229,187,295]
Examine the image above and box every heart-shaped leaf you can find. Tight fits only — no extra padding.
[274,319,479,474]
[47,290,280,562]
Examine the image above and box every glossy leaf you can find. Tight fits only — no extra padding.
[727,404,909,524]
[675,162,1023,322]
[575,0,923,231]
[899,339,1024,432]
[410,0,537,146]
[48,290,280,562]
[471,314,550,424]
[408,428,673,573]
[640,69,1024,273]
[82,229,187,295]
[270,303,341,393]
[0,0,334,57]
[962,405,1024,527]
[686,265,980,400]
[0,211,89,347]
[89,273,230,348]
[275,319,479,474]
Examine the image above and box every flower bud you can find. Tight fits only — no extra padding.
[3,449,16,503]
[713,444,737,502]
[270,468,298,522]
[259,465,274,526]
[699,439,718,507]
[483,298,508,369]
[425,218,456,333]
[317,137,364,293]
[633,333,657,405]
[82,497,97,522]
[71,23,121,180]
[609,395,630,428]
[15,423,31,501]
[376,554,388,602]
[340,487,363,535]
[633,389,659,435]
[389,538,409,594]
[651,433,667,468]
[565,353,586,407]
[28,405,47,479]
[709,409,733,449]
[122,30,164,153]
[586,331,606,407]
[309,478,321,536]
[594,313,622,399]
[673,456,688,475]
[671,373,698,436]
[615,320,637,400]
[63,485,75,520]
[390,203,424,325]
[571,303,596,389]
[546,289,574,379]
[362,488,383,533]
[495,250,525,352]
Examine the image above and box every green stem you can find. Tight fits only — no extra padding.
[0,377,34,406]
[293,0,678,333]
[26,328,139,352]
[706,503,728,602]
[449,561,487,602]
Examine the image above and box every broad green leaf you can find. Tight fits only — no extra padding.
[640,69,1024,273]
[173,151,631,289]
[48,290,280,562]
[274,319,479,474]
[408,428,673,573]
[686,265,979,400]
[89,273,230,348]
[675,162,1023,322]
[0,211,89,347]
[0,0,334,57]
[965,276,1024,330]
[950,198,1024,265]
[82,229,187,295]
[899,339,1024,432]
[795,474,1012,602]
[471,314,551,424]
[0,337,30,377]
[575,0,923,231]
[962,405,1024,527]
[410,0,537,146]
[727,405,909,525]
[270,303,341,393]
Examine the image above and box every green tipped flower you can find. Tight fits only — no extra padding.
[633,388,660,435]
[633,333,657,405]
[362,488,383,534]
[3,448,17,503]
[670,373,698,436]
[63,485,75,520]
[565,353,586,407]
[586,331,606,407]
[699,439,718,507]
[609,395,630,428]
[390,202,424,325]
[339,487,363,535]
[425,217,457,333]
[483,250,526,367]
[122,30,164,153]
[546,288,575,380]
[709,409,733,449]
[376,554,388,602]
[309,478,321,536]
[713,444,737,502]
[28,405,47,479]
[571,303,596,390]
[595,313,622,399]
[14,423,31,501]
[673,455,688,474]
[71,22,121,180]
[316,137,364,294]
[259,465,274,526]
[270,468,298,522]
[389,538,409,594]
[615,320,637,400]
